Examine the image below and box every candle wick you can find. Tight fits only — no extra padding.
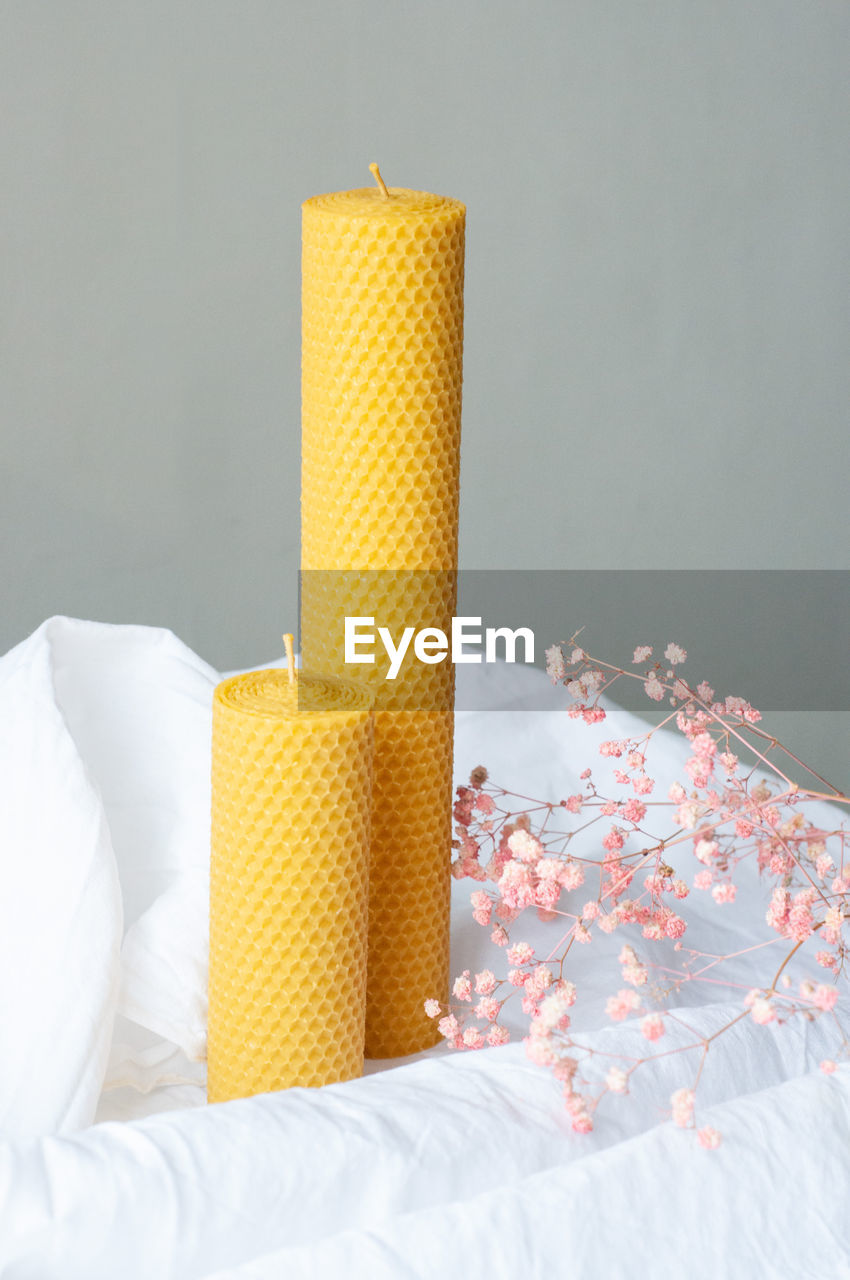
[369,162,390,198]
[283,633,296,684]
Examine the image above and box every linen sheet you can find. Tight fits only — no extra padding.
[0,617,846,1278]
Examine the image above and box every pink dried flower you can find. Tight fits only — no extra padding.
[788,898,814,944]
[452,971,472,1002]
[474,969,497,996]
[570,1110,593,1135]
[487,1024,510,1047]
[732,696,761,723]
[470,889,493,928]
[498,861,536,910]
[811,984,838,1013]
[644,676,665,702]
[697,1126,722,1149]
[535,878,561,910]
[606,989,641,1022]
[525,1036,558,1068]
[553,862,582,891]
[424,999,441,1019]
[554,980,578,1008]
[438,1014,459,1040]
[621,798,647,824]
[531,994,570,1035]
[619,944,648,987]
[507,828,544,864]
[815,853,834,879]
[506,942,534,966]
[641,1014,665,1042]
[474,997,501,1022]
[664,916,687,940]
[824,906,843,937]
[603,828,625,854]
[676,801,702,829]
[606,1066,629,1093]
[545,645,566,683]
[670,1087,695,1127]
[746,993,775,1025]
[695,839,719,865]
[531,964,554,992]
[766,887,790,935]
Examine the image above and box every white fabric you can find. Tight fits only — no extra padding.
[0,618,214,1140]
[0,618,847,1277]
[201,1066,850,1280]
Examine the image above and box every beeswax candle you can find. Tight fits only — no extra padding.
[207,645,373,1102]
[300,167,465,1058]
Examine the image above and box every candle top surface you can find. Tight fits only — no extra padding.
[215,668,372,720]
[303,187,465,222]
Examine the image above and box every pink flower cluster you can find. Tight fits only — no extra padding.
[423,640,848,1146]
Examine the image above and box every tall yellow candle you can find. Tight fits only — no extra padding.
[207,640,373,1101]
[300,166,465,1057]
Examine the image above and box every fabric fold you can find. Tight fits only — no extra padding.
[0,1008,839,1278]
[200,1066,850,1280]
[0,617,218,1141]
[0,619,122,1138]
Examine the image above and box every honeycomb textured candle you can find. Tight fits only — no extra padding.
[208,669,373,1102]
[301,184,465,1058]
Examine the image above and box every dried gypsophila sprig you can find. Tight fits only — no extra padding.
[425,640,849,1147]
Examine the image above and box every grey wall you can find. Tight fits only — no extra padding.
[1,2,848,769]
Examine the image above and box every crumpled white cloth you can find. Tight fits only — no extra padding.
[198,1064,850,1280]
[0,1018,845,1279]
[0,617,848,1278]
[0,617,216,1140]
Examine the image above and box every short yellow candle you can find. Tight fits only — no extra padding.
[300,167,465,1057]
[207,638,373,1101]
